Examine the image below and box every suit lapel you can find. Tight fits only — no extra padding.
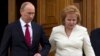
[16,21,27,46]
[31,22,38,47]
[16,20,35,48]
[16,21,39,48]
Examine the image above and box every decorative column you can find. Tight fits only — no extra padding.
[8,0,16,24]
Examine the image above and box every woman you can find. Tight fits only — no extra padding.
[49,5,95,56]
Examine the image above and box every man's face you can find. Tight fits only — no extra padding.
[20,4,35,23]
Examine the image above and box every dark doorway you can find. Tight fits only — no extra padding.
[0,0,8,43]
[16,0,37,22]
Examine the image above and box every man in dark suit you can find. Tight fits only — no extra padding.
[90,28,100,56]
[0,2,51,56]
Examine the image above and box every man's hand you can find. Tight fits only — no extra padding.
[34,53,41,56]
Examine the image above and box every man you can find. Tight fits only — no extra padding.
[0,2,51,56]
[90,28,100,56]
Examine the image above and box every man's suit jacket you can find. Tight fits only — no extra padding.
[90,28,100,56]
[0,20,51,56]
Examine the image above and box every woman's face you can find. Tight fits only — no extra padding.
[64,13,77,29]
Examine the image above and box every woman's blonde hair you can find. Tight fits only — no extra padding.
[61,5,81,25]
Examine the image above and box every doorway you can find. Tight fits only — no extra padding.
[0,0,8,43]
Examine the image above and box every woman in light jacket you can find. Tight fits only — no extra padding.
[49,5,95,56]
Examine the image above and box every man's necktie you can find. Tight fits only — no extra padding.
[25,24,31,47]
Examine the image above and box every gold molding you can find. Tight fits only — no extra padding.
[8,0,16,24]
